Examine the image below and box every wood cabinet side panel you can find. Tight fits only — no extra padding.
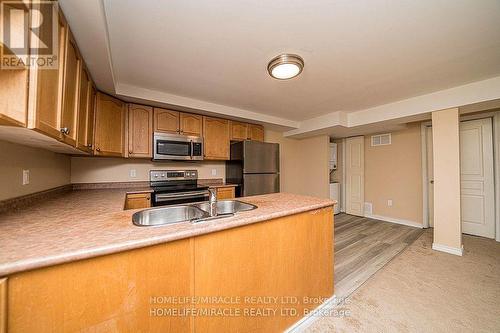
[7,240,192,333]
[193,207,334,333]
[0,278,6,333]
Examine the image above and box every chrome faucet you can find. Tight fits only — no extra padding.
[208,188,217,216]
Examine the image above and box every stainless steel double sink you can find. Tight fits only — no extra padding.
[132,200,257,226]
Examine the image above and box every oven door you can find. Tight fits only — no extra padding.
[154,133,202,161]
[152,190,209,207]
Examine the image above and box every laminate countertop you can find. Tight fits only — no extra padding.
[0,190,335,276]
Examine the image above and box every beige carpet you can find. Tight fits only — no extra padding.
[305,230,500,333]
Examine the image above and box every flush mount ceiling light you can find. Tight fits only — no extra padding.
[267,54,304,80]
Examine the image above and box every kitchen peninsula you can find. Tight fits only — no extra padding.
[0,190,335,332]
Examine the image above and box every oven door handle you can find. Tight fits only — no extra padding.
[155,190,208,201]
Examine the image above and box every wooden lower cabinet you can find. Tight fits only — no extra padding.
[124,193,151,209]
[215,186,235,199]
[4,207,333,333]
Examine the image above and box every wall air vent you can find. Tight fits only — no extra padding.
[371,133,391,146]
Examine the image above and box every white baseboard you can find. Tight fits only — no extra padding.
[432,243,464,256]
[364,213,423,228]
[284,294,337,332]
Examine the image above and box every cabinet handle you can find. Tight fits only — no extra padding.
[60,127,70,135]
[86,144,92,148]
[129,150,133,154]
[96,148,101,152]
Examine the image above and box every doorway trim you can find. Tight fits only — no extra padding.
[421,111,500,241]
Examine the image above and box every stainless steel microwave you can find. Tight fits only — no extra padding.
[153,132,203,161]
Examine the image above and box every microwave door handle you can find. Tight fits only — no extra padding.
[190,140,193,160]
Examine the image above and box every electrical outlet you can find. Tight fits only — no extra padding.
[211,169,217,176]
[22,169,30,185]
[387,199,393,207]
[129,169,137,178]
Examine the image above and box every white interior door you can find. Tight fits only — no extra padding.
[427,118,495,238]
[345,136,364,216]
[460,118,495,238]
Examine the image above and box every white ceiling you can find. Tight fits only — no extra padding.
[59,0,500,134]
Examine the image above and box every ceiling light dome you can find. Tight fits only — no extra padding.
[267,54,304,80]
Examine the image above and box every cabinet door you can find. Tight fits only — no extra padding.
[28,9,67,139]
[180,113,202,136]
[0,3,28,126]
[154,108,179,134]
[86,85,96,152]
[216,187,235,199]
[76,67,90,152]
[203,116,230,160]
[127,104,153,158]
[230,121,248,141]
[248,124,264,141]
[125,193,151,209]
[60,31,82,146]
[94,92,125,157]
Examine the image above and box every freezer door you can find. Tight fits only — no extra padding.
[243,141,279,174]
[243,174,280,196]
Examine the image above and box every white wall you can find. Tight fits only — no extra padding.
[265,130,330,198]
[0,140,71,200]
[71,157,225,183]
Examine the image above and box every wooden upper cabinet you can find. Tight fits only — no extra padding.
[180,113,202,136]
[86,85,97,151]
[154,108,179,134]
[203,116,230,160]
[76,67,93,153]
[27,8,67,140]
[94,92,126,157]
[230,121,248,141]
[0,1,29,127]
[248,124,264,141]
[127,104,153,158]
[60,30,82,146]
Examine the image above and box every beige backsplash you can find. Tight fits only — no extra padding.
[71,157,226,183]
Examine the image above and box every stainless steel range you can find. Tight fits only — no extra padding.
[149,170,209,207]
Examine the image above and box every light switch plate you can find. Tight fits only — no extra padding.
[387,199,393,207]
[211,169,217,176]
[129,169,137,178]
[22,169,30,185]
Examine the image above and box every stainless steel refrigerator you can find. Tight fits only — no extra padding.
[226,141,280,197]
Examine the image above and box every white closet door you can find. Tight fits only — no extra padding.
[460,118,495,238]
[345,136,364,216]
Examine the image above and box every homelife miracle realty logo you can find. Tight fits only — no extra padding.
[1,1,58,69]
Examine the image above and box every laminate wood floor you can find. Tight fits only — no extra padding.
[334,213,423,299]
